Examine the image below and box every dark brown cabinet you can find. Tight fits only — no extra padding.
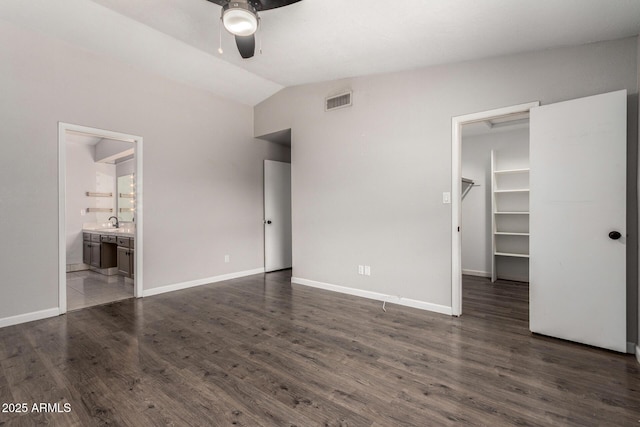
[82,234,91,265]
[90,243,102,268]
[82,233,116,269]
[117,237,134,278]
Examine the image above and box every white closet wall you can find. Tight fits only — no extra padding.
[461,126,529,281]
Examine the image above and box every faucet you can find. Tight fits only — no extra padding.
[108,216,119,229]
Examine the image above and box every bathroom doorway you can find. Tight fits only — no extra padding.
[58,123,143,313]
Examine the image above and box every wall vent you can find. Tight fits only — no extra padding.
[325,91,352,111]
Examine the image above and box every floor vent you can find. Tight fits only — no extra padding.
[325,91,352,111]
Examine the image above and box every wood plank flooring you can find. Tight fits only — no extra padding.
[1,271,639,426]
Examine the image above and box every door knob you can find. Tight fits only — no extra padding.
[266,220,272,224]
[609,231,622,240]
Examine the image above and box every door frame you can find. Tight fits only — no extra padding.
[451,101,539,316]
[58,122,144,314]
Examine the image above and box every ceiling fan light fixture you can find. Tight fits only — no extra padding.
[222,2,259,37]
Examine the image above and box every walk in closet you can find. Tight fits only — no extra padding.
[461,118,530,283]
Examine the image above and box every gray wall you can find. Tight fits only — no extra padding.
[0,19,289,320]
[255,37,639,341]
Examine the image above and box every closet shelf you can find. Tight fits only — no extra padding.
[495,252,530,258]
[494,189,530,193]
[494,168,530,174]
[491,149,530,282]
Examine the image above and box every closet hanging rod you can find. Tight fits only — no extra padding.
[461,177,479,199]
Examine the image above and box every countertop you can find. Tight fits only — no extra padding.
[83,226,135,238]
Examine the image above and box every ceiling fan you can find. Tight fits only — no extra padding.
[207,0,302,59]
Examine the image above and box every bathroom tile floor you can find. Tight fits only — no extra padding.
[66,270,134,311]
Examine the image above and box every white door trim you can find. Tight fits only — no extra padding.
[58,122,144,315]
[451,101,539,316]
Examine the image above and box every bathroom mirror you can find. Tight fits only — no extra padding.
[117,174,135,222]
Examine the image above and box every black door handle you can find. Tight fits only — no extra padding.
[609,231,622,240]
[266,220,272,224]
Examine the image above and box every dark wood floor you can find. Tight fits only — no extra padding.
[1,272,639,426]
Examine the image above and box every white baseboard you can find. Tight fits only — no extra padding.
[636,345,640,364]
[495,274,529,283]
[462,269,490,277]
[143,268,265,297]
[461,270,529,283]
[291,277,452,316]
[0,308,60,329]
[66,263,89,273]
[89,266,119,276]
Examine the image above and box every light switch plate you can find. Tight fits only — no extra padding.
[443,192,451,204]
[358,265,364,275]
[364,265,371,276]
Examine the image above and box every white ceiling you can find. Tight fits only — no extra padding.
[65,132,104,146]
[1,0,639,106]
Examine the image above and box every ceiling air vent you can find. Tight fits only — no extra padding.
[325,91,352,111]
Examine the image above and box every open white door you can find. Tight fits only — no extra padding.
[264,160,292,272]
[530,90,626,352]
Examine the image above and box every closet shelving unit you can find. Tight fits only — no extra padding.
[491,150,530,282]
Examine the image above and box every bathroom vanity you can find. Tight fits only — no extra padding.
[82,229,135,279]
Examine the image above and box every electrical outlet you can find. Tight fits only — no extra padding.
[80,209,86,216]
[364,265,371,276]
[224,255,230,263]
[358,265,364,275]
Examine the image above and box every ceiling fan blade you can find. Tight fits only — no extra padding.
[206,0,302,12]
[255,0,302,11]
[205,0,226,6]
[235,34,255,59]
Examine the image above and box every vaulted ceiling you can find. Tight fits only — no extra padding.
[1,0,639,105]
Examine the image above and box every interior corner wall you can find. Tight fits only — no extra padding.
[461,127,529,280]
[255,36,639,341]
[0,19,290,322]
[116,158,135,177]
